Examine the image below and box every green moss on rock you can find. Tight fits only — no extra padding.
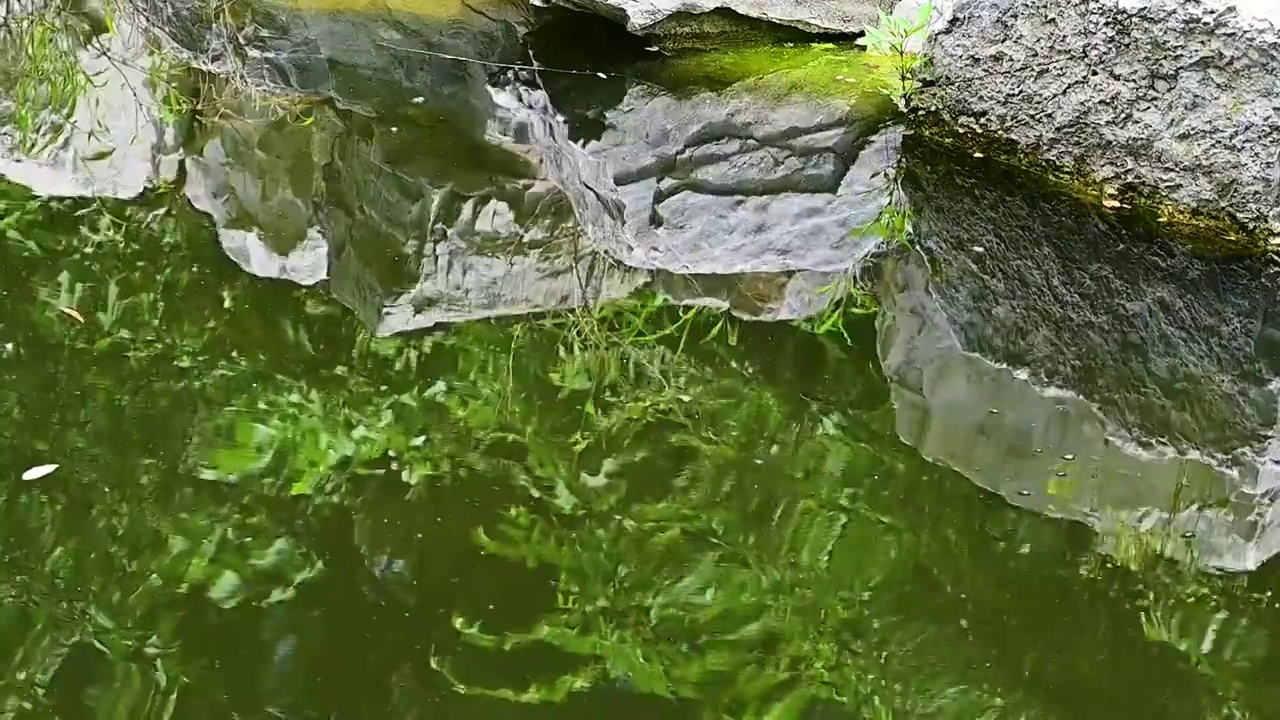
[640,41,898,112]
[910,113,1274,257]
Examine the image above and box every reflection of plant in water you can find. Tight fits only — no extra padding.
[4,181,1278,717]
[799,273,878,343]
[1076,517,1268,720]
[0,4,89,154]
[351,306,1017,717]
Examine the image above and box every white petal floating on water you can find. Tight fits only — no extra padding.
[21,464,59,481]
[59,307,85,324]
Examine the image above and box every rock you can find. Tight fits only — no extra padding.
[539,0,890,35]
[585,83,900,318]
[187,85,646,334]
[880,134,1280,571]
[180,1,652,332]
[922,0,1280,237]
[0,6,181,198]
[151,0,529,123]
[191,10,903,328]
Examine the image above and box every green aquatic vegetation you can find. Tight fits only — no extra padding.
[0,7,89,154]
[798,274,879,343]
[0,184,350,713]
[410,312,1027,717]
[3,169,1280,717]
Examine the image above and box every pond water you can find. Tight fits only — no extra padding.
[6,3,1280,719]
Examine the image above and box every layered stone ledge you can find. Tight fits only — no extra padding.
[922,0,1280,246]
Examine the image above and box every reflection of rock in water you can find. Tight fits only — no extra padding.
[881,135,1280,571]
[585,83,897,318]
[185,0,902,328]
[186,86,647,333]
[534,0,884,35]
[179,0,647,332]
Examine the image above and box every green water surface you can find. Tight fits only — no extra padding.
[1,179,1280,720]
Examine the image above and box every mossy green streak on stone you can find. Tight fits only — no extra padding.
[912,113,1273,257]
[642,42,898,111]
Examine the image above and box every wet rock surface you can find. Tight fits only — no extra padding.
[881,135,1280,570]
[579,84,898,318]
[923,0,1280,235]
[539,0,888,35]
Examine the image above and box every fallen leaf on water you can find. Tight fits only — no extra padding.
[59,307,85,324]
[21,464,59,481]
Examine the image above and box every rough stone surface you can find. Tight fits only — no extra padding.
[923,0,1280,235]
[539,0,889,34]
[882,136,1280,571]
[585,85,899,318]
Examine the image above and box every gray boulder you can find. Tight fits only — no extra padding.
[587,84,900,318]
[882,134,1280,571]
[538,0,890,34]
[923,0,1280,237]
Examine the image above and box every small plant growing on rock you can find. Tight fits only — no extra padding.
[856,2,933,112]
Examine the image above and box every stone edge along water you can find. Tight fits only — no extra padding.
[922,0,1280,244]
[532,0,895,34]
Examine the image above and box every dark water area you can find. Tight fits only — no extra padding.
[8,2,1280,718]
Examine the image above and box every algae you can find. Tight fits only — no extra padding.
[640,41,898,111]
[910,113,1274,257]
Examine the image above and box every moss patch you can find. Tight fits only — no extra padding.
[638,42,898,112]
[909,112,1274,257]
